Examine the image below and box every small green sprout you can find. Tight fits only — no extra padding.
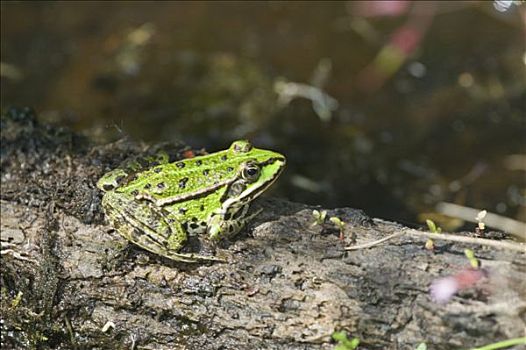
[425,219,442,233]
[329,216,345,228]
[464,249,479,269]
[424,239,434,251]
[332,331,360,350]
[476,210,487,233]
[425,219,442,250]
[329,216,346,240]
[311,209,327,227]
[415,343,427,350]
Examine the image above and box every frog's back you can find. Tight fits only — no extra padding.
[113,140,284,209]
[118,150,237,199]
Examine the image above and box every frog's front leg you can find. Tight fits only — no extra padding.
[207,204,262,241]
[103,192,223,263]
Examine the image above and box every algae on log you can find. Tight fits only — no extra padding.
[1,108,525,349]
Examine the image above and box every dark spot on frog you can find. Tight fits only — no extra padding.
[154,167,162,173]
[176,162,185,169]
[178,208,187,215]
[129,174,139,182]
[178,177,189,189]
[223,212,232,220]
[131,190,139,196]
[202,169,209,176]
[195,160,202,166]
[227,167,234,172]
[150,161,159,167]
[191,217,197,222]
[103,184,114,191]
[189,222,199,230]
[199,204,205,211]
[143,183,151,190]
[157,182,166,189]
[221,155,227,161]
[115,175,126,183]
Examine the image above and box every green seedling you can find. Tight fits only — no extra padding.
[311,209,327,227]
[415,344,427,350]
[426,219,442,233]
[475,210,487,234]
[424,239,434,251]
[329,216,346,240]
[425,219,442,251]
[332,331,360,350]
[464,249,479,269]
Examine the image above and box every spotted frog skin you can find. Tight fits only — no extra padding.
[97,140,286,262]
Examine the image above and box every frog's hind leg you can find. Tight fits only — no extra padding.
[110,210,224,263]
[103,194,223,263]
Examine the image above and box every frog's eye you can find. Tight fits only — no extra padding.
[241,162,260,182]
[231,140,252,154]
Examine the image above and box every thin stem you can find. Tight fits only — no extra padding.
[470,337,526,350]
[345,229,525,252]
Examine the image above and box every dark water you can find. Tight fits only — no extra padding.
[1,1,525,229]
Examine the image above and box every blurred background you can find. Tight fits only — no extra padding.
[1,1,525,231]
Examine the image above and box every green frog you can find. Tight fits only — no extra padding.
[97,140,286,263]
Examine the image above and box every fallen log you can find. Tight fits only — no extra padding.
[1,108,524,349]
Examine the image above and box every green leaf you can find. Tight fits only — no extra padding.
[331,331,360,350]
[349,337,360,348]
[426,219,437,233]
[329,216,345,228]
[464,249,479,268]
[332,331,347,342]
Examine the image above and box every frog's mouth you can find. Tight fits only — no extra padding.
[221,156,285,210]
